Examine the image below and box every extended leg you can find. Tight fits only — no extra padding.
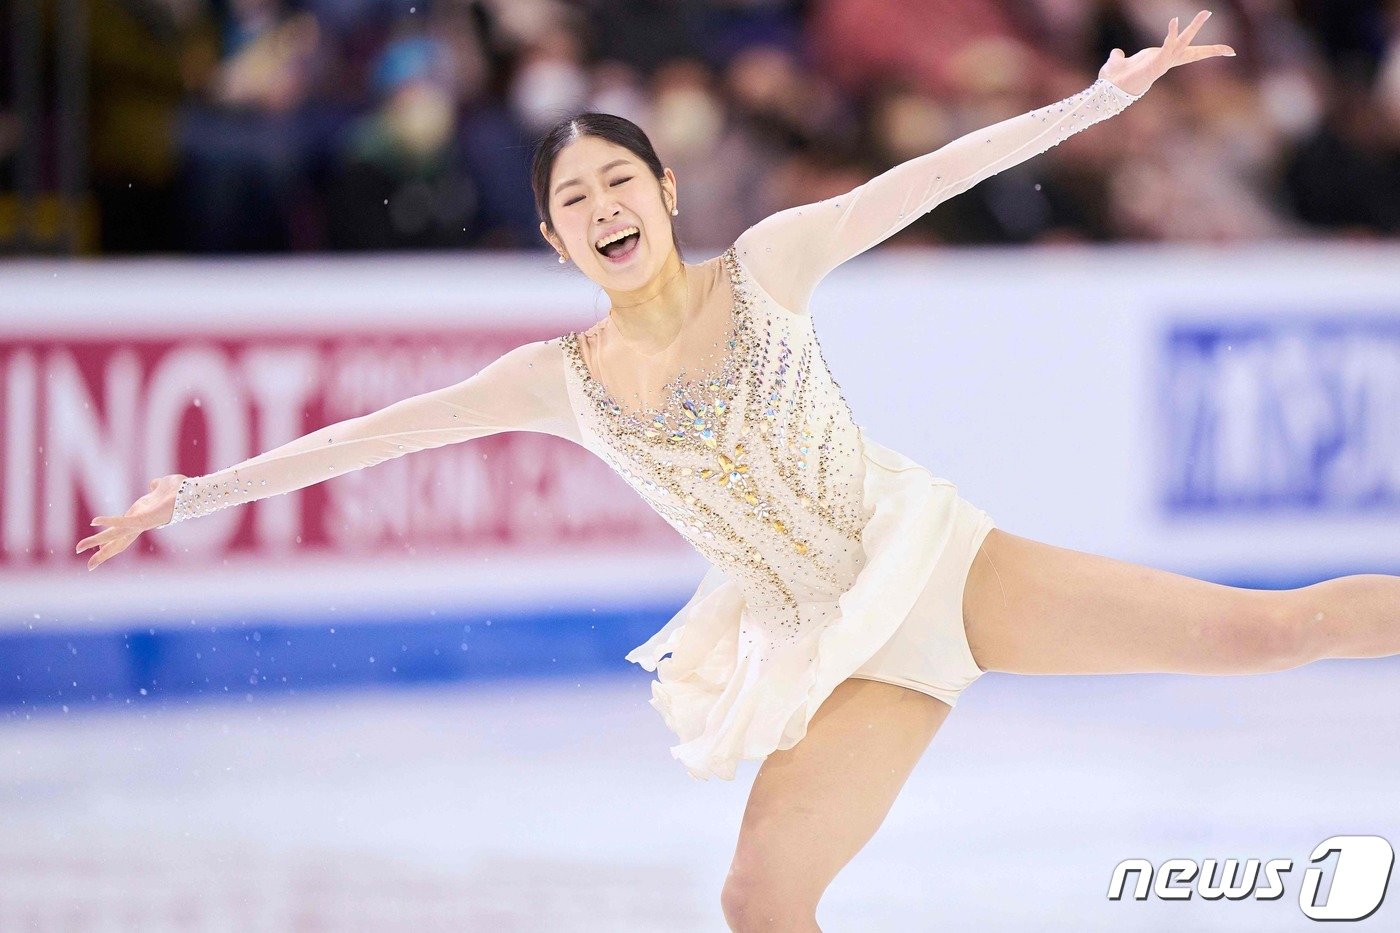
[1291,574,1400,660]
[961,528,1399,676]
[721,678,951,933]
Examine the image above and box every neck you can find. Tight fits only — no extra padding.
[603,252,688,350]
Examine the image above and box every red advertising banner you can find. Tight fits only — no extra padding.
[1,328,679,569]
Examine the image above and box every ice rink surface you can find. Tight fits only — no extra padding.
[3,657,1396,931]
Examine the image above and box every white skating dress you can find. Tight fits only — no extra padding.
[165,77,1143,781]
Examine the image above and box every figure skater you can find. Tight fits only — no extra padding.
[78,12,1397,931]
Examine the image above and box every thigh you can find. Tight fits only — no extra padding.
[961,528,1274,676]
[727,678,951,906]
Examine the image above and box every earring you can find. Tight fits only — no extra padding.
[671,207,679,216]
[558,254,567,263]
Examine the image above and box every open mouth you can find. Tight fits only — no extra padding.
[595,228,641,262]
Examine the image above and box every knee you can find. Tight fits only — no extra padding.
[1202,593,1317,672]
[721,867,819,932]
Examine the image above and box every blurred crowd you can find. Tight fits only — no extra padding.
[29,0,1400,253]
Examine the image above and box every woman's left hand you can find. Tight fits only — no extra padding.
[77,474,185,571]
[1099,9,1236,99]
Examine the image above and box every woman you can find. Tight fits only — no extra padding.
[79,12,1395,930]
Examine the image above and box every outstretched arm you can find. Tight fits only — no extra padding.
[164,338,578,526]
[734,77,1141,313]
[735,10,1233,314]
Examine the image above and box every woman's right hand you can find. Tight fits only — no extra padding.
[1099,10,1235,99]
[77,473,188,571]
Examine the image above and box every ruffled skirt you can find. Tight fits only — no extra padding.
[625,426,994,781]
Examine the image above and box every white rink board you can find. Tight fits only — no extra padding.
[5,242,1396,623]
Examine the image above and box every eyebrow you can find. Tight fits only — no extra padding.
[553,158,633,196]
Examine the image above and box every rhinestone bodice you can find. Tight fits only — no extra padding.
[561,247,870,617]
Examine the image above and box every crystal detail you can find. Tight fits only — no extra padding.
[561,246,870,654]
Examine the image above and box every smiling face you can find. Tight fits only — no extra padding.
[540,135,679,290]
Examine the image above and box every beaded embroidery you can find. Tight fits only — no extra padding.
[170,473,258,524]
[562,246,871,653]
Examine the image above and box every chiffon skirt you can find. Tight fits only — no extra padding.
[625,428,996,781]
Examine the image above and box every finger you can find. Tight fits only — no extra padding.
[1179,45,1234,64]
[1179,9,1212,46]
[88,545,109,570]
[88,538,131,571]
[90,515,140,529]
[79,523,132,551]
[1167,16,1179,44]
[78,525,130,553]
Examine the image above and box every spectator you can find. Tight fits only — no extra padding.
[174,0,333,251]
[1280,71,1400,236]
[26,0,1395,254]
[326,34,488,249]
[88,0,220,253]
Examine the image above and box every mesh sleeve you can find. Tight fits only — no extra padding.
[164,338,579,526]
[733,77,1143,314]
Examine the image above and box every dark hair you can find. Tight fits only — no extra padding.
[530,112,686,261]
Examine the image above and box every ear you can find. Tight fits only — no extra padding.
[661,168,678,210]
[539,220,561,253]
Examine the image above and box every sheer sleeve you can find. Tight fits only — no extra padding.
[163,338,579,526]
[733,77,1144,314]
